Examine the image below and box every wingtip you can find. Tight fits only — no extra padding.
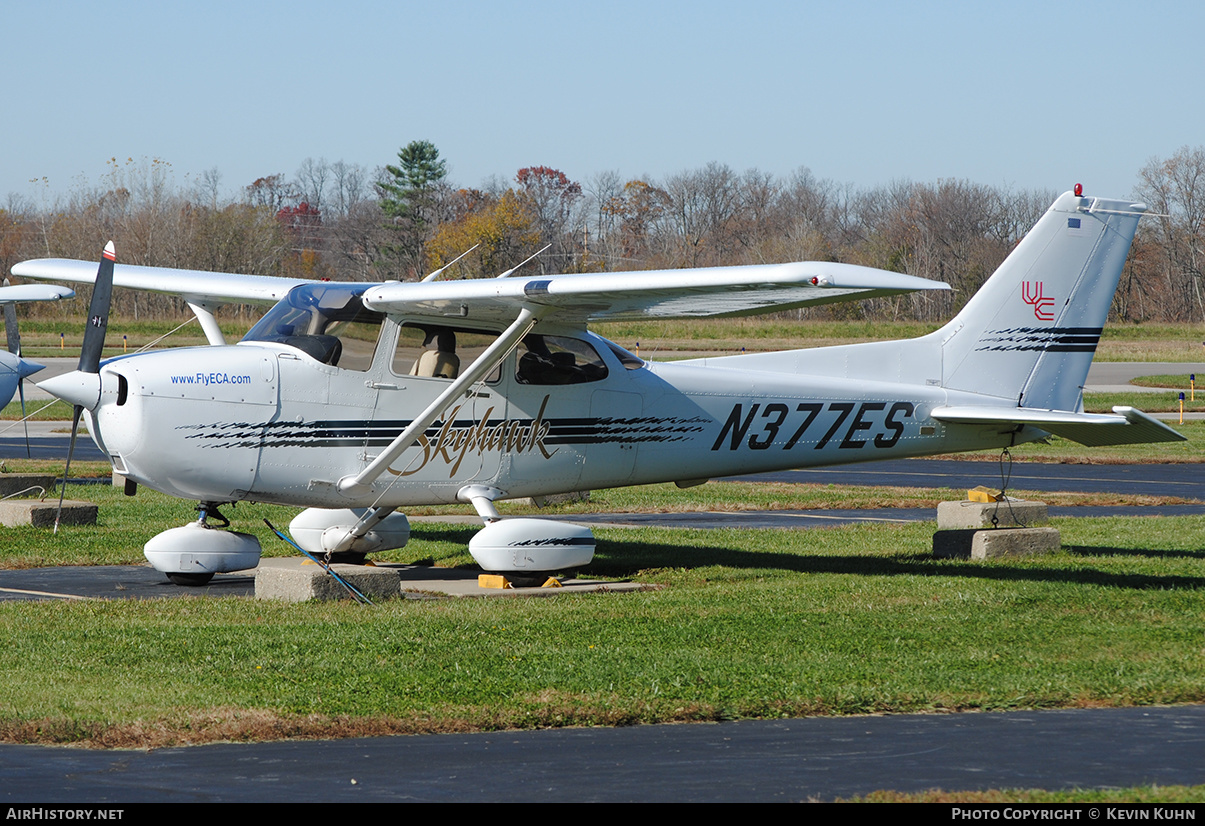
[102,241,115,261]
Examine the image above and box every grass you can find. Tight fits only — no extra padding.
[846,786,1205,803]
[0,513,1202,750]
[9,314,1204,361]
[591,319,1205,362]
[1130,374,1202,389]
[0,399,70,421]
[1083,391,1205,414]
[942,420,1204,464]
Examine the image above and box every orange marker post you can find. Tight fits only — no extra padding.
[1179,392,1185,424]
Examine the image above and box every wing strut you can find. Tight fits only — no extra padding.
[185,300,226,345]
[336,306,545,498]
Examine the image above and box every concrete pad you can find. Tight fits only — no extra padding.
[971,527,1062,559]
[254,557,649,602]
[937,499,1048,530]
[0,474,56,497]
[256,559,404,602]
[0,499,97,527]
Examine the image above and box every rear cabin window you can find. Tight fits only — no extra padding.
[515,334,608,385]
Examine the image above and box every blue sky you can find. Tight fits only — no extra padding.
[5,1,1201,203]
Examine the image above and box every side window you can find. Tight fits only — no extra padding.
[515,334,609,385]
[324,315,384,372]
[391,324,502,383]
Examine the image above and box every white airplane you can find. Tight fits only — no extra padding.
[12,187,1183,586]
[0,282,75,450]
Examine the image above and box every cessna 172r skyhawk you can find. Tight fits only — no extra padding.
[12,187,1184,585]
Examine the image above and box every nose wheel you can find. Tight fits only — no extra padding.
[144,502,263,586]
[166,571,214,587]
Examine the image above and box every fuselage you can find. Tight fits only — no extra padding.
[87,317,1033,509]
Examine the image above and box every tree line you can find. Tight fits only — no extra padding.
[3,144,1203,323]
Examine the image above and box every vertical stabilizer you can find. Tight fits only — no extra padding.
[938,191,1144,410]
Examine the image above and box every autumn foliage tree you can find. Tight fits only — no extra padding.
[515,166,583,272]
[10,148,1205,323]
[425,190,541,279]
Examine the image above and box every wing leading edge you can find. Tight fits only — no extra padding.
[11,258,314,306]
[360,262,949,324]
[12,258,948,326]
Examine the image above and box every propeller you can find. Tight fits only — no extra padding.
[51,241,115,533]
[3,280,32,458]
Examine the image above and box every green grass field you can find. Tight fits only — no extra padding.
[0,512,1202,753]
[7,314,1205,361]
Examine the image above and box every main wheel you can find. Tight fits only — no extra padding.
[496,572,553,588]
[166,572,215,587]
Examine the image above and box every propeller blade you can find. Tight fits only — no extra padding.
[17,378,29,459]
[79,241,115,374]
[56,241,115,533]
[54,405,83,535]
[3,284,20,357]
[5,279,29,457]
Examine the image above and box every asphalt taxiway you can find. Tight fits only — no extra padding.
[3,705,1204,802]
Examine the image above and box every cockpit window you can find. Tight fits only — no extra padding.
[242,284,384,371]
[515,334,608,385]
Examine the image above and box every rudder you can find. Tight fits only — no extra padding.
[937,190,1145,411]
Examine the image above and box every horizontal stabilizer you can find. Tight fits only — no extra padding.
[930,405,1186,447]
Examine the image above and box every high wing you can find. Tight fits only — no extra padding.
[13,258,948,328]
[11,258,313,305]
[0,283,74,304]
[360,262,948,325]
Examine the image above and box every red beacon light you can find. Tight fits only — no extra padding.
[1074,183,1083,197]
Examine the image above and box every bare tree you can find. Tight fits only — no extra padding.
[1135,146,1205,321]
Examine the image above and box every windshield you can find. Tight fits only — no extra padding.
[242,284,384,369]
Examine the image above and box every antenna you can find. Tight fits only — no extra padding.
[420,243,480,283]
[496,244,551,279]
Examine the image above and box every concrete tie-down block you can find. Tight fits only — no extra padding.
[933,498,1059,560]
[255,560,403,602]
[0,499,98,528]
[971,527,1061,559]
[936,498,1048,530]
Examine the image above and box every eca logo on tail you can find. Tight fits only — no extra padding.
[1022,281,1055,321]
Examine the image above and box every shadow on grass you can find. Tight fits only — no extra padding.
[1066,544,1205,561]
[588,537,1205,591]
[409,523,1205,592]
